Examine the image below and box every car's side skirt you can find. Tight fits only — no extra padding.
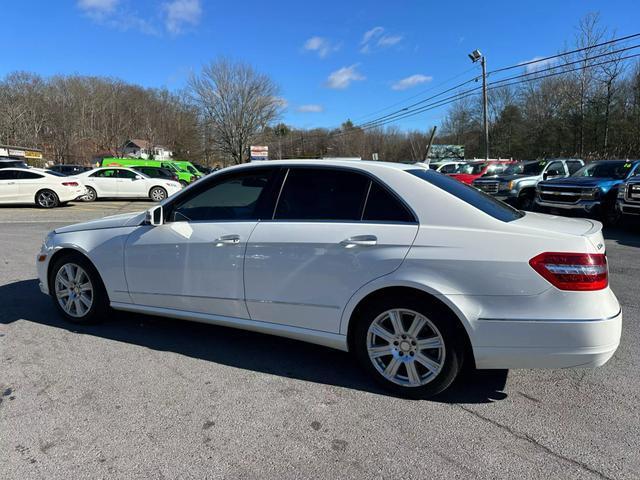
[110,302,349,352]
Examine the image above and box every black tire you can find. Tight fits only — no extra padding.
[602,198,621,227]
[49,252,109,324]
[149,186,167,202]
[83,186,97,202]
[352,294,465,399]
[517,190,536,211]
[35,189,59,208]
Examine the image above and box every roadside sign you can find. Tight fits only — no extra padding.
[24,150,43,159]
[9,149,25,157]
[0,148,8,157]
[250,145,268,161]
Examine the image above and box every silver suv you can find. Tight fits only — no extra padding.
[472,159,584,210]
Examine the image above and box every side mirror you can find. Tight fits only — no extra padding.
[147,205,163,226]
[542,172,548,180]
[134,174,144,180]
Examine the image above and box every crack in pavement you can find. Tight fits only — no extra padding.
[456,405,615,480]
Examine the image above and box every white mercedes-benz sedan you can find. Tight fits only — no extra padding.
[36,160,621,398]
[77,167,182,202]
[0,168,86,208]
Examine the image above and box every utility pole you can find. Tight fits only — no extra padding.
[423,126,437,162]
[481,56,489,161]
[468,49,490,160]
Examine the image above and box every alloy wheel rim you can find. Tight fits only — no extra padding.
[54,263,93,318]
[151,188,166,201]
[39,191,56,207]
[366,308,446,387]
[86,188,96,201]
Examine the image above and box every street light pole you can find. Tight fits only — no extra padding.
[481,56,489,161]
[469,49,490,161]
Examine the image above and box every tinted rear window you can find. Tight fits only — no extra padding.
[363,181,415,223]
[274,168,369,221]
[408,169,524,222]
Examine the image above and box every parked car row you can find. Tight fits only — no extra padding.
[0,166,183,208]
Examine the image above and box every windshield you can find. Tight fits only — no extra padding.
[408,169,524,222]
[503,161,546,176]
[572,161,634,179]
[457,163,487,175]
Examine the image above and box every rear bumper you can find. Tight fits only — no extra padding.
[472,310,621,369]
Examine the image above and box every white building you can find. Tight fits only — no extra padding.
[122,139,173,160]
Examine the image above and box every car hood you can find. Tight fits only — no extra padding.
[540,176,618,188]
[474,174,530,183]
[55,211,146,234]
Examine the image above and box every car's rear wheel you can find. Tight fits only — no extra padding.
[83,186,97,202]
[35,189,59,208]
[353,295,464,399]
[149,186,167,202]
[50,253,109,324]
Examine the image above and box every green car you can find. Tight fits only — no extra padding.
[100,158,196,185]
[172,160,205,178]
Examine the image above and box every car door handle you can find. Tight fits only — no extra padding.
[340,235,377,247]
[214,234,240,244]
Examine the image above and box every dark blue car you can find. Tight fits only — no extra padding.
[535,160,640,223]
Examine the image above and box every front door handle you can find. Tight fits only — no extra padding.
[340,235,377,247]
[214,234,240,245]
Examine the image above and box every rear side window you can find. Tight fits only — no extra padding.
[566,161,583,175]
[408,169,524,222]
[274,168,369,221]
[363,181,415,222]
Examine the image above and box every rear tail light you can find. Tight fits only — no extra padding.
[62,182,79,187]
[529,252,608,291]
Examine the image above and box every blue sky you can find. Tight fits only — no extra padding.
[3,0,639,131]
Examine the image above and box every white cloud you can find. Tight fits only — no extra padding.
[77,0,118,18]
[297,104,324,113]
[519,56,557,73]
[163,0,202,34]
[303,36,339,58]
[326,64,365,89]
[378,35,403,47]
[392,74,432,91]
[361,26,384,46]
[360,26,402,53]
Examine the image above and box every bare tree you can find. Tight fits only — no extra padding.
[189,58,282,164]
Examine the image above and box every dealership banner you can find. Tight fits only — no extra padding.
[250,145,268,161]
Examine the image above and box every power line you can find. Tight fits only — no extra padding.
[356,51,640,131]
[352,65,479,122]
[489,31,640,74]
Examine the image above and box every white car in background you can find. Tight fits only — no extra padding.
[418,161,468,174]
[0,168,86,208]
[36,160,621,398]
[78,167,182,202]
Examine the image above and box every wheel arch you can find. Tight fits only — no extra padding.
[47,247,109,301]
[343,284,476,368]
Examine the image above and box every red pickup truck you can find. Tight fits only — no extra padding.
[448,160,515,184]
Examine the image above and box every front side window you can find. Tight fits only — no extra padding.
[16,171,44,179]
[545,161,565,176]
[91,169,117,178]
[408,169,524,222]
[0,170,19,180]
[116,169,138,179]
[169,169,275,222]
[274,168,369,221]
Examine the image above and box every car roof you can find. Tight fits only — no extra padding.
[227,159,419,172]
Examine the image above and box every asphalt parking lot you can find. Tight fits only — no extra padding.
[1,202,639,480]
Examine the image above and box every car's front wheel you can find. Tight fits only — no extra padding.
[353,295,464,399]
[50,253,109,324]
[36,189,59,208]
